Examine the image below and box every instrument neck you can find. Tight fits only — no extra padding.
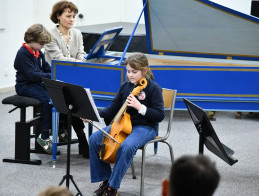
[111,78,148,124]
[113,101,128,123]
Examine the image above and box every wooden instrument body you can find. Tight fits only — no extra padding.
[99,113,132,163]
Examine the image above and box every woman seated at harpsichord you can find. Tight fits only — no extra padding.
[44,0,89,159]
[44,0,86,64]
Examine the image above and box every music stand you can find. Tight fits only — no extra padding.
[42,78,101,196]
[183,98,238,166]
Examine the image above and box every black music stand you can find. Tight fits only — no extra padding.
[183,98,238,166]
[42,78,101,196]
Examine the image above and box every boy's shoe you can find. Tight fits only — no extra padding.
[58,132,68,142]
[58,128,68,142]
[37,136,53,154]
[93,180,109,196]
[102,187,118,196]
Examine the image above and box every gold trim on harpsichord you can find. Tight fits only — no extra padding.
[177,93,259,98]
[147,1,154,53]
[148,58,259,67]
[158,52,164,55]
[150,67,259,72]
[52,61,125,84]
[151,49,259,58]
[91,91,117,96]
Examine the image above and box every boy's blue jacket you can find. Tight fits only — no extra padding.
[14,46,51,86]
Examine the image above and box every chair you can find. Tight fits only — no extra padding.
[2,95,43,165]
[131,88,177,196]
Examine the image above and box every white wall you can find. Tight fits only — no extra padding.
[122,0,145,24]
[32,0,60,30]
[31,0,145,30]
[212,0,252,15]
[77,0,123,26]
[0,0,34,89]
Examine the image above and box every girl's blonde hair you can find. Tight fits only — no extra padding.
[124,53,154,80]
[24,24,51,45]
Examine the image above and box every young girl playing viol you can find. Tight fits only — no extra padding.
[82,53,165,196]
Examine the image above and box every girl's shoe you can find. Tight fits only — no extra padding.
[93,180,109,196]
[102,187,118,196]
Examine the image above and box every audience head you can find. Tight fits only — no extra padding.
[50,0,78,25]
[124,52,154,81]
[24,24,51,45]
[162,155,220,196]
[38,186,73,196]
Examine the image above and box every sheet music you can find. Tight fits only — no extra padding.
[84,88,101,122]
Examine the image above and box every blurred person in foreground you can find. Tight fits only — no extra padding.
[162,155,220,196]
